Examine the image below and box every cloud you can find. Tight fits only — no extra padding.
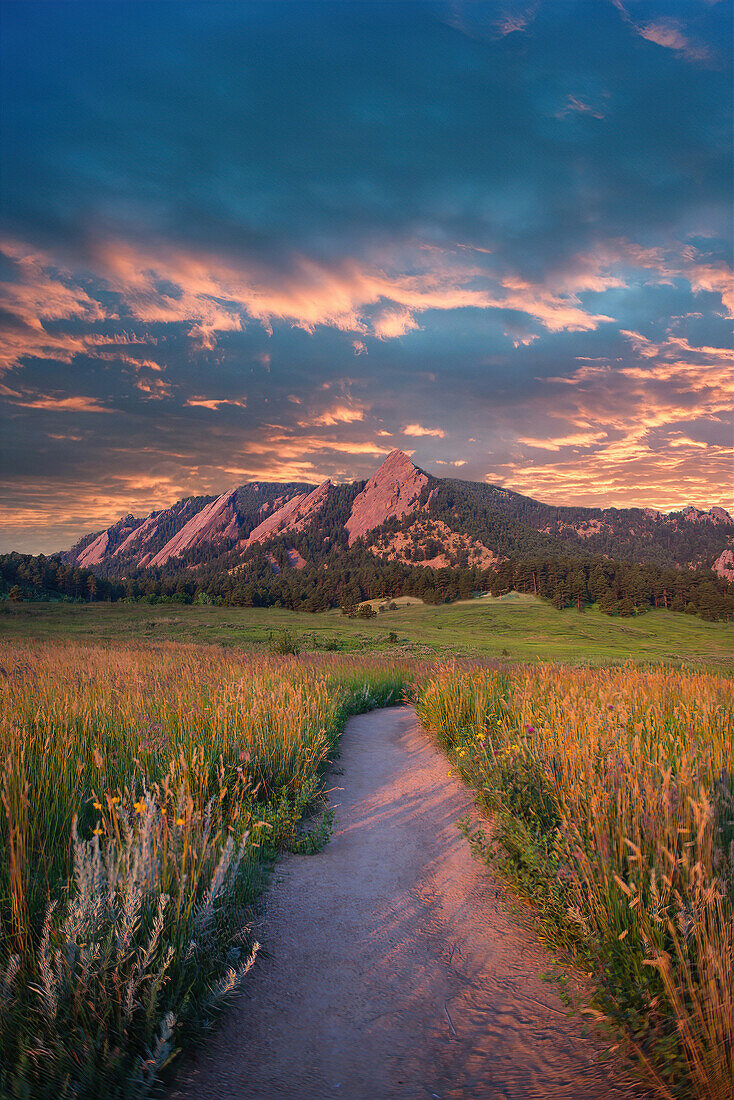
[1,0,730,549]
[298,403,366,427]
[135,375,172,400]
[403,423,446,438]
[492,325,733,510]
[372,306,420,339]
[610,3,711,63]
[2,387,115,413]
[185,396,247,410]
[637,20,709,62]
[0,234,633,379]
[556,96,605,120]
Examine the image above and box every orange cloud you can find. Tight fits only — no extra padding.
[10,230,725,381]
[4,391,115,413]
[186,396,247,410]
[494,325,733,510]
[298,403,366,427]
[403,423,446,438]
[135,376,172,400]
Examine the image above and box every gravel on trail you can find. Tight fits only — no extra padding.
[170,705,642,1100]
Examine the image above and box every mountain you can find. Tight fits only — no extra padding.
[246,481,332,547]
[345,448,430,544]
[63,449,734,583]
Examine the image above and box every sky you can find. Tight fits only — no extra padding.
[0,0,732,554]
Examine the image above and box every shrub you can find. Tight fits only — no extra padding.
[268,629,300,655]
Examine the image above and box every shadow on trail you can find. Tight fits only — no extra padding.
[170,706,644,1100]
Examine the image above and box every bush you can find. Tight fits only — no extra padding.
[268,629,300,655]
[356,603,376,619]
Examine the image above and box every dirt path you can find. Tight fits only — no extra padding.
[171,706,640,1100]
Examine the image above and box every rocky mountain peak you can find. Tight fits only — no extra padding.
[345,449,429,545]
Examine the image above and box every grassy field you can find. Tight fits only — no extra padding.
[417,664,734,1100]
[0,639,417,1098]
[1,601,732,1098]
[1,592,733,668]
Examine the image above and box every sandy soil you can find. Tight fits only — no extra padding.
[170,706,642,1100]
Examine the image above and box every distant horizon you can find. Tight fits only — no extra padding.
[1,1,731,554]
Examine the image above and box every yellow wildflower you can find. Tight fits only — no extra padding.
[93,801,102,811]
[176,817,185,825]
[133,800,145,814]
[92,827,103,836]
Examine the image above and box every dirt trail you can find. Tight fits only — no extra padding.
[171,706,641,1100]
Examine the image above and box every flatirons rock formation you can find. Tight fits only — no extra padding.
[714,548,734,581]
[345,449,429,545]
[76,516,142,568]
[63,449,734,579]
[246,481,331,546]
[148,489,239,567]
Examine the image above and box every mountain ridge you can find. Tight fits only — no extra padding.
[63,449,734,579]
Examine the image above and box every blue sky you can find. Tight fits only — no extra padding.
[0,0,731,552]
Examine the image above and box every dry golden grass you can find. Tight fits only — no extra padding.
[417,663,733,1099]
[0,638,414,1098]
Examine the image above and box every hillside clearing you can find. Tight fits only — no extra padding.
[2,595,732,668]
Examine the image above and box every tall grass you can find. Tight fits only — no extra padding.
[417,663,733,1099]
[0,639,414,1098]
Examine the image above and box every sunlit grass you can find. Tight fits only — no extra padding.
[417,664,734,1099]
[0,638,416,1098]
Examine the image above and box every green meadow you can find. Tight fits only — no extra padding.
[1,592,732,669]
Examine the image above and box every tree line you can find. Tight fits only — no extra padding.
[2,548,731,622]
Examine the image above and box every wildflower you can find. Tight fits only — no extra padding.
[176,817,185,826]
[111,795,120,804]
[525,724,535,735]
[92,826,103,836]
[92,801,102,811]
[134,800,145,814]
[160,807,167,814]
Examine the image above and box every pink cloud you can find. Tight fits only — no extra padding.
[4,392,115,413]
[185,396,247,410]
[493,323,733,510]
[556,95,605,120]
[298,403,366,427]
[610,3,710,63]
[403,423,446,438]
[135,376,172,400]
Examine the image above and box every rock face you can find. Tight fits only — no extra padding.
[148,489,239,567]
[345,450,429,545]
[713,548,734,581]
[76,529,112,569]
[246,481,331,547]
[680,506,733,525]
[113,513,160,557]
[61,449,734,582]
[76,515,143,568]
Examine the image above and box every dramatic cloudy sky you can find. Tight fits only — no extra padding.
[1,0,731,552]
